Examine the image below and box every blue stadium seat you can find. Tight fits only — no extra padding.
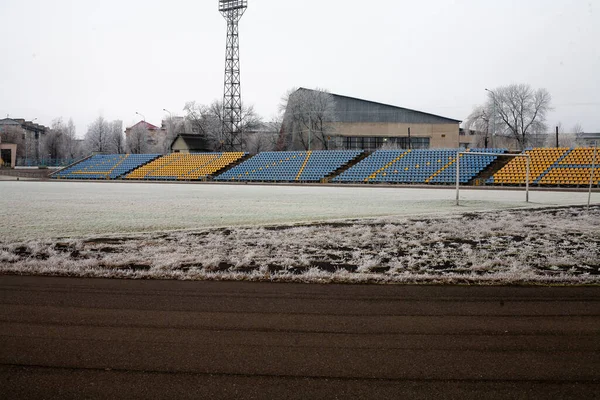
[333,148,507,184]
[53,154,161,180]
[215,150,364,182]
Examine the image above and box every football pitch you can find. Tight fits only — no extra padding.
[1,181,597,241]
[1,181,599,284]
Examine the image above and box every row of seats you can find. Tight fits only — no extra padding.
[52,148,598,186]
[215,150,364,182]
[490,148,570,185]
[333,149,505,184]
[539,167,600,186]
[53,154,160,180]
[559,148,598,165]
[125,152,246,181]
[489,148,599,186]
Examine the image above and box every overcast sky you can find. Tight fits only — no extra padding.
[1,0,598,136]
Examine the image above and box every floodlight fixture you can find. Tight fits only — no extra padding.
[219,0,248,13]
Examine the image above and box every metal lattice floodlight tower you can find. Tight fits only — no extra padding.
[219,0,247,151]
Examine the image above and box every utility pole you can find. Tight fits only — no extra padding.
[485,89,496,148]
[556,126,559,148]
[482,110,490,148]
[308,114,312,151]
[589,142,598,211]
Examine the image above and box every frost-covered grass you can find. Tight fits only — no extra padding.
[0,181,598,241]
[1,204,599,285]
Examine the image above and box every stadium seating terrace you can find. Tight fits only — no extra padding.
[333,148,506,184]
[489,147,599,186]
[125,152,246,181]
[541,148,600,186]
[215,150,364,182]
[51,148,598,186]
[53,154,161,180]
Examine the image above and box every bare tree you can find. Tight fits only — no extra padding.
[184,100,262,151]
[160,115,186,154]
[236,104,263,151]
[85,116,111,153]
[244,119,280,154]
[280,88,337,151]
[464,105,493,148]
[572,123,584,135]
[482,84,552,150]
[264,116,284,150]
[546,122,587,148]
[110,120,125,154]
[64,118,82,160]
[184,101,220,148]
[126,124,149,154]
[43,119,67,162]
[572,123,587,147]
[42,118,85,163]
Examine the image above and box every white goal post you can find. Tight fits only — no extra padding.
[455,151,531,206]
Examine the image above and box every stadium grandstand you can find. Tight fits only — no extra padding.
[333,149,506,184]
[215,150,363,183]
[488,147,599,186]
[49,147,598,187]
[124,152,246,181]
[53,154,161,180]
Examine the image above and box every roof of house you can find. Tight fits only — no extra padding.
[295,88,462,124]
[580,132,600,140]
[0,118,21,126]
[0,118,48,132]
[128,120,161,131]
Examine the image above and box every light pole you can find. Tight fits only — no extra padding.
[485,89,496,148]
[30,118,38,166]
[308,114,312,151]
[163,109,175,152]
[135,112,146,122]
[589,140,598,211]
[163,109,173,132]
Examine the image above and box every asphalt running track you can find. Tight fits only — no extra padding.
[0,276,598,399]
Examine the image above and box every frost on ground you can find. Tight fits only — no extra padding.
[1,181,598,241]
[1,206,599,285]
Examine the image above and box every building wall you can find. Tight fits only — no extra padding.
[0,143,18,168]
[335,122,461,148]
[458,131,480,149]
[0,119,47,164]
[170,136,212,153]
[171,137,190,153]
[285,89,466,151]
